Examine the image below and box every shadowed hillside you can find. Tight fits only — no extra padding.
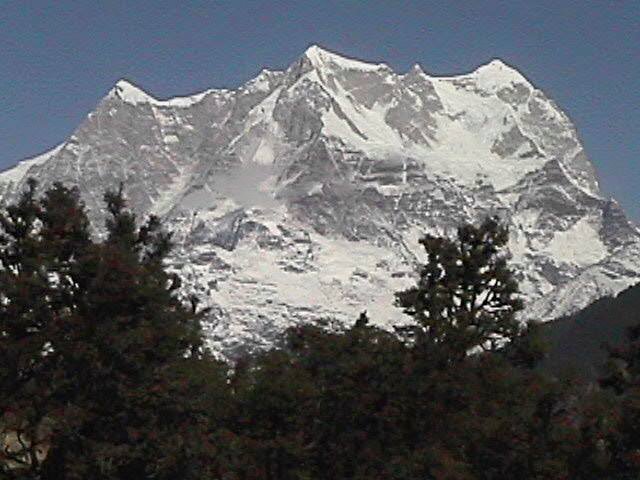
[541,283,640,379]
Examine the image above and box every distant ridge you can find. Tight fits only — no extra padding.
[542,283,640,379]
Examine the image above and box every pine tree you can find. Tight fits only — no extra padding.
[395,217,523,363]
[0,181,91,478]
[0,181,221,479]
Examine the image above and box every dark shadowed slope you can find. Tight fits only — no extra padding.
[541,282,640,379]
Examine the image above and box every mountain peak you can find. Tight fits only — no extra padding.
[485,58,510,68]
[304,44,330,58]
[110,79,156,105]
[406,63,426,77]
[472,58,530,86]
[108,78,219,107]
[302,45,388,72]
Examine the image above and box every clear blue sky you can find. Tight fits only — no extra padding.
[1,0,638,218]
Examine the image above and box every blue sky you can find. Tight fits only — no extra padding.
[1,0,638,218]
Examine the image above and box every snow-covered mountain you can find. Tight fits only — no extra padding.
[2,45,639,355]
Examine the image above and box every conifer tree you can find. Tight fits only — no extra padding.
[395,217,523,362]
[0,181,220,480]
[599,324,640,477]
[0,181,91,478]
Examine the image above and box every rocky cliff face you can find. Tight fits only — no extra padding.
[2,46,638,355]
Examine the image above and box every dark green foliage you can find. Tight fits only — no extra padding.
[221,319,612,479]
[395,217,523,363]
[225,320,408,479]
[0,192,636,479]
[0,181,61,474]
[539,281,640,477]
[597,316,640,477]
[0,181,225,479]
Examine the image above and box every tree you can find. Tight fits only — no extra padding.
[0,181,91,478]
[227,316,410,480]
[0,181,222,479]
[395,217,523,363]
[598,324,640,478]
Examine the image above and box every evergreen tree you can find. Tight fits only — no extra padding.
[1,184,628,479]
[599,324,640,478]
[0,181,91,478]
[0,181,221,479]
[395,217,523,363]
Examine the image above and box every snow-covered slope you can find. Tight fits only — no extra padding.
[2,46,639,355]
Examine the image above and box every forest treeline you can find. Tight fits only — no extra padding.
[1,181,640,480]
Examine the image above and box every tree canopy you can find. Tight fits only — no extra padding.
[0,184,636,479]
[0,181,220,480]
[395,217,523,362]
